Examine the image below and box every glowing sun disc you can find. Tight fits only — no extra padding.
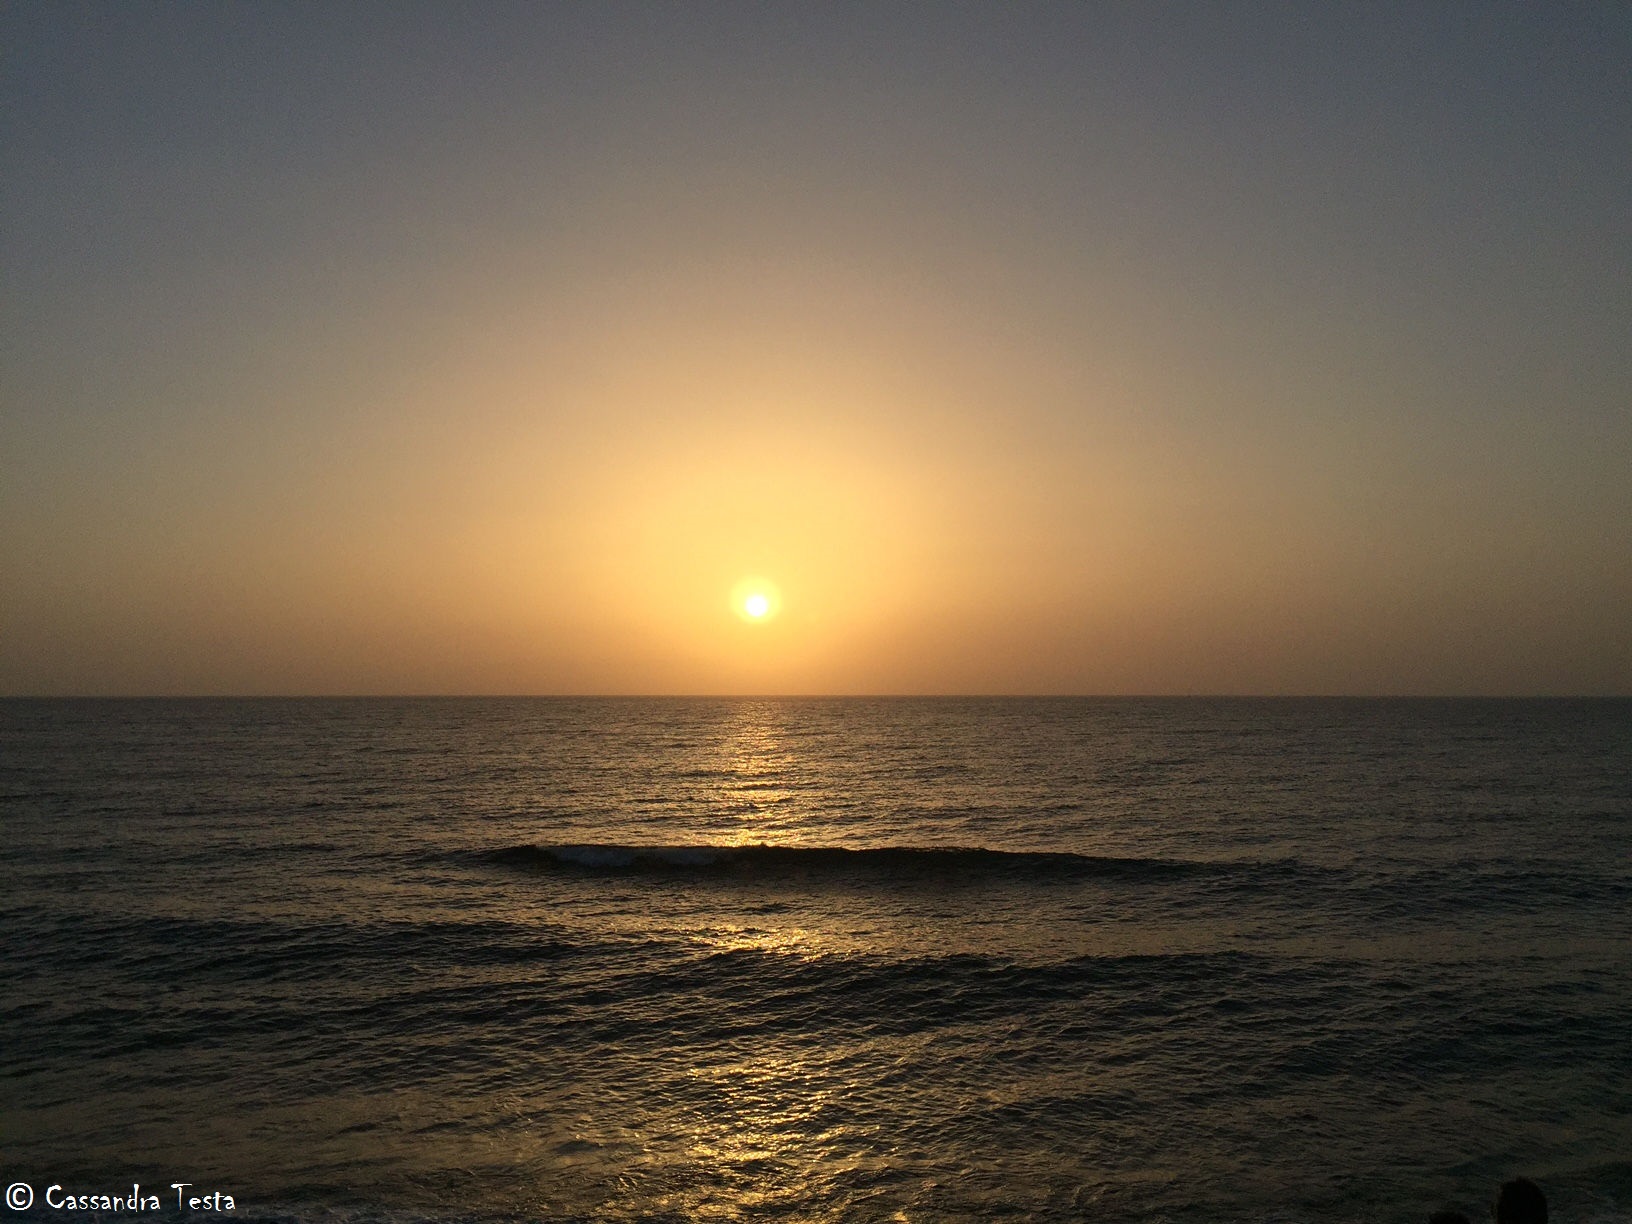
[730,578,781,623]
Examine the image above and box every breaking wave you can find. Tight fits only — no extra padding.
[477,841,1288,884]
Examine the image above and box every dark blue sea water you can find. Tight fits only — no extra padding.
[3,698,1630,1223]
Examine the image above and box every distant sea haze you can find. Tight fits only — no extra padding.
[3,697,1629,1223]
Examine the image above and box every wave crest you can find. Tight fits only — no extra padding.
[479,842,1230,884]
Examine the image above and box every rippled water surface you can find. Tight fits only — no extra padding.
[3,698,1630,1222]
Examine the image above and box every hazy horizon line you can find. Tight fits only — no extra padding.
[5,692,1628,702]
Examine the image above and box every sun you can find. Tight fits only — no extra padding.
[730,577,781,623]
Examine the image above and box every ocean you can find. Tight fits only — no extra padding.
[2,697,1629,1223]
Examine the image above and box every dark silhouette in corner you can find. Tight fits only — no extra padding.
[1495,1178,1548,1224]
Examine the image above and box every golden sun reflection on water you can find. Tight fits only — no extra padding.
[694,923,841,960]
[665,1045,887,1222]
[709,700,808,843]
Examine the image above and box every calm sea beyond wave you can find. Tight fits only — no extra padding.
[2,697,1629,1224]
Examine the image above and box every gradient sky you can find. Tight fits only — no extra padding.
[4,2,1629,695]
